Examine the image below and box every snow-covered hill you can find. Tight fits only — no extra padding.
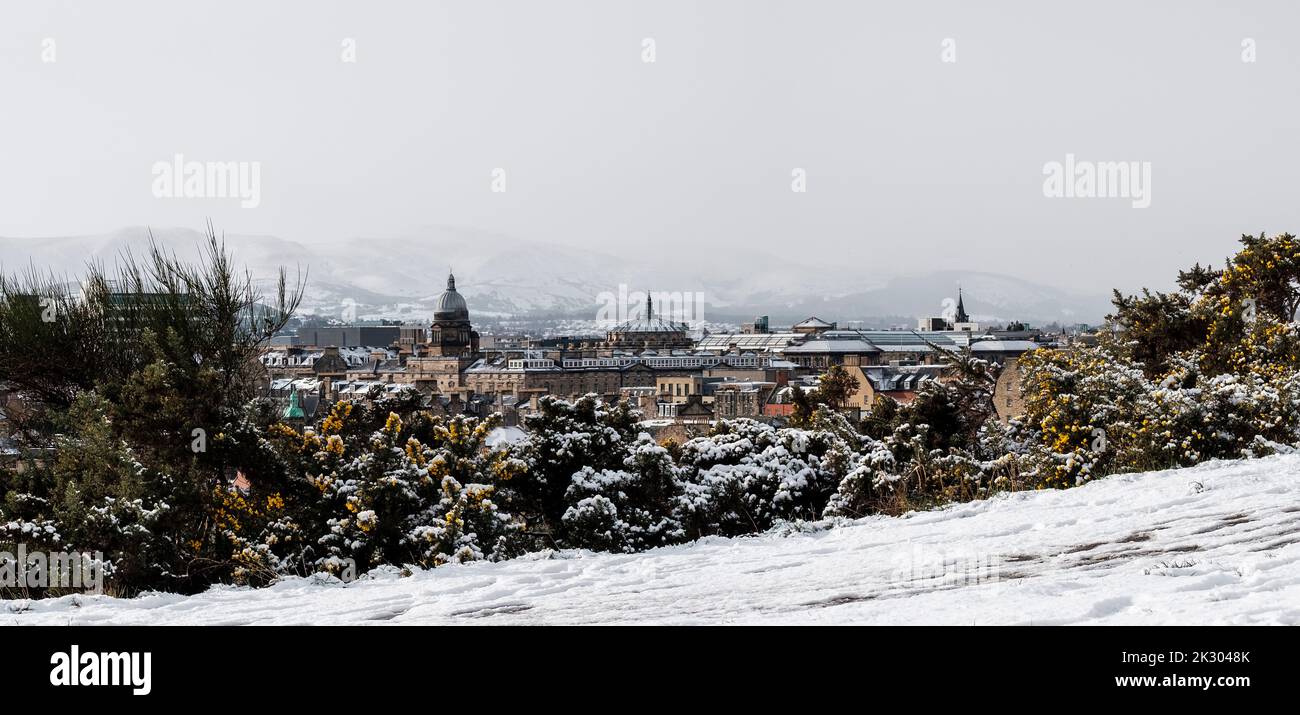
[0,226,1111,324]
[8,455,1300,625]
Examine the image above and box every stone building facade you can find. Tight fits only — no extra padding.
[993,357,1027,423]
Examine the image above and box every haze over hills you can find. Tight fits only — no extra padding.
[0,226,1112,326]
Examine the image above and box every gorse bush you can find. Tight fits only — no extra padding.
[674,415,857,536]
[264,404,528,575]
[1,226,303,594]
[1010,233,1300,487]
[561,434,684,553]
[5,230,1300,596]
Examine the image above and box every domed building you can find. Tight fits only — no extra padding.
[604,293,693,352]
[428,272,479,357]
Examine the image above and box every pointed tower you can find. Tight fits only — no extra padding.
[955,287,970,324]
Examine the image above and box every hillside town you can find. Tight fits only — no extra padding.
[252,272,1096,442]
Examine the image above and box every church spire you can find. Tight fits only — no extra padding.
[646,291,653,320]
[955,286,970,324]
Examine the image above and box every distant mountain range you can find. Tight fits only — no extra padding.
[0,226,1113,326]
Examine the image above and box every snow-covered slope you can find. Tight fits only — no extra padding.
[8,456,1300,625]
[0,226,1110,324]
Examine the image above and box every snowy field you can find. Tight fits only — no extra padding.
[6,455,1300,625]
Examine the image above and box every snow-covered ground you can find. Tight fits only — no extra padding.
[7,455,1300,625]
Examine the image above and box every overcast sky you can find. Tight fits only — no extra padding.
[1,0,1297,294]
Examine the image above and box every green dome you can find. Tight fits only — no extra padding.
[282,390,305,420]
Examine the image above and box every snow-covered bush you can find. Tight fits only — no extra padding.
[504,394,641,543]
[675,415,857,536]
[1015,339,1300,486]
[821,441,898,518]
[1,392,193,595]
[267,404,527,574]
[561,434,685,552]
